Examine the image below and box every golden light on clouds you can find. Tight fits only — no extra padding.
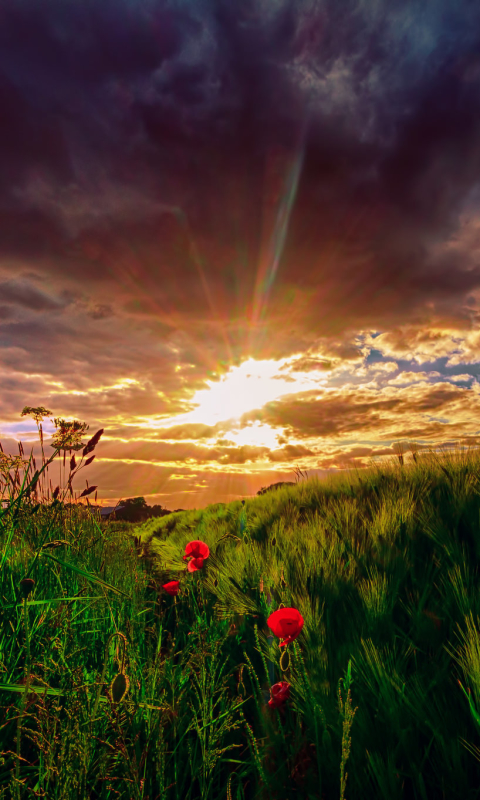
[50,378,142,397]
[152,356,329,447]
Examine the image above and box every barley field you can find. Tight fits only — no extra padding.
[2,417,480,798]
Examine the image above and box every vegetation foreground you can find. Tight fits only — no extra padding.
[1,413,480,798]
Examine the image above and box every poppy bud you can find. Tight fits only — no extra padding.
[19,578,35,598]
[268,681,290,708]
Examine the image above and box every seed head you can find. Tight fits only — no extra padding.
[19,578,35,598]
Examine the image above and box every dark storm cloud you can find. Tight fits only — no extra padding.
[0,306,14,321]
[0,0,181,186]
[88,304,114,320]
[1,0,479,303]
[0,279,65,311]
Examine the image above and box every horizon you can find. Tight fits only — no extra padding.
[2,437,478,512]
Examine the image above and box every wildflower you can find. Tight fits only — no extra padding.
[0,453,28,475]
[268,680,291,708]
[163,580,180,596]
[182,540,210,573]
[159,546,303,714]
[51,418,89,451]
[267,607,304,647]
[21,406,52,423]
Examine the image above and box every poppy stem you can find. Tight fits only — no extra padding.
[198,572,208,626]
[267,636,276,685]
[187,571,205,626]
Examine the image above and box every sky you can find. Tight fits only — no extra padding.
[2,0,480,509]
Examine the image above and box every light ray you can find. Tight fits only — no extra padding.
[249,112,310,353]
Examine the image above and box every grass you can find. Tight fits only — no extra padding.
[2,421,480,798]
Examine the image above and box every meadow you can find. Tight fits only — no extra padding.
[2,415,480,799]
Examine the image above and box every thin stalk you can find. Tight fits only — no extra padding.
[15,595,32,799]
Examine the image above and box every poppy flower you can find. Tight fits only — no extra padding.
[182,540,210,572]
[268,681,291,708]
[163,581,180,596]
[267,607,304,647]
[187,557,205,572]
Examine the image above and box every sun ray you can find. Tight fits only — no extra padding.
[249,112,310,354]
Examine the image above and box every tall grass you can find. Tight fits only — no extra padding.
[2,423,480,798]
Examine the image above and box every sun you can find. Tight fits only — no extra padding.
[154,356,328,447]
[189,359,292,421]
[182,357,313,424]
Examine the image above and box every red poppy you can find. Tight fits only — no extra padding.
[268,681,291,708]
[267,607,304,647]
[163,581,180,596]
[182,540,210,572]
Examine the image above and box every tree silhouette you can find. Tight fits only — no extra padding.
[115,497,173,522]
[116,497,149,522]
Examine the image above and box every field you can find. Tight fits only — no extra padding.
[2,427,480,799]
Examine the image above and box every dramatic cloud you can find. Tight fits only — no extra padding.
[2,0,480,508]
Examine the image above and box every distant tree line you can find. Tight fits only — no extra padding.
[108,482,302,521]
[114,497,185,523]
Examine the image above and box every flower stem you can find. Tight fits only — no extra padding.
[16,596,32,799]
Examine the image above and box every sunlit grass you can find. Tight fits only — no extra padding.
[2,421,480,798]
